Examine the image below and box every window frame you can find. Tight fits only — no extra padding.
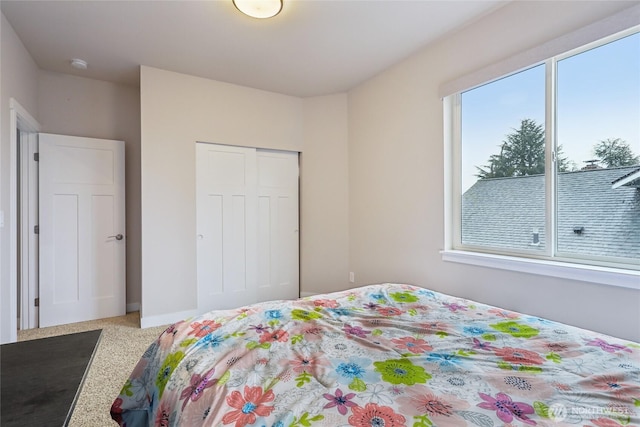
[443,27,640,289]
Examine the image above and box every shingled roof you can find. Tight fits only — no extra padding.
[462,166,640,261]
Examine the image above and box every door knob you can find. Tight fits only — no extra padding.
[109,234,124,240]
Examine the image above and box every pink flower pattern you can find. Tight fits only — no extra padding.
[179,368,217,410]
[477,392,536,425]
[585,338,632,354]
[377,307,403,317]
[314,299,339,308]
[188,320,222,338]
[283,352,329,375]
[391,337,433,354]
[589,418,625,427]
[344,324,371,338]
[222,386,275,427]
[323,388,357,415]
[348,403,406,427]
[585,375,640,402]
[494,347,545,365]
[488,308,520,319]
[443,302,468,312]
[258,329,289,344]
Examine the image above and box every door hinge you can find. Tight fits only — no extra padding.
[34,225,39,234]
[34,152,39,161]
[34,298,39,307]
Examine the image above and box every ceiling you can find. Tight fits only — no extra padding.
[1,0,506,97]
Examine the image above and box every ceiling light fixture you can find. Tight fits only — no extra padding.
[232,0,282,19]
[70,58,88,70]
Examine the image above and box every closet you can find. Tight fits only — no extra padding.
[196,142,299,313]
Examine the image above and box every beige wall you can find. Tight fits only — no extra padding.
[3,1,637,342]
[37,70,142,308]
[300,94,350,295]
[140,67,351,325]
[0,13,40,343]
[348,1,640,341]
[140,67,308,324]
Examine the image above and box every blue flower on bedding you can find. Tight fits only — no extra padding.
[524,315,553,325]
[426,352,464,372]
[197,333,225,349]
[333,356,377,387]
[265,309,282,320]
[370,293,386,300]
[327,308,351,317]
[463,326,487,336]
[417,289,436,299]
[336,362,366,379]
[261,419,288,427]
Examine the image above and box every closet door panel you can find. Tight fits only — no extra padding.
[256,150,299,302]
[196,143,256,312]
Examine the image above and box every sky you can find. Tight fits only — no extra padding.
[460,31,640,192]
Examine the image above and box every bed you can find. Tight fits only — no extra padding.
[111,283,639,426]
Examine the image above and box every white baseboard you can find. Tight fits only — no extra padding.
[140,309,199,329]
[126,302,140,313]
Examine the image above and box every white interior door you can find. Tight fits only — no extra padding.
[256,150,299,302]
[39,133,125,327]
[196,143,257,312]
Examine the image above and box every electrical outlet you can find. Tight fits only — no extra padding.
[349,272,355,283]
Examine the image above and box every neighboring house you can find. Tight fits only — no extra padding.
[462,166,640,260]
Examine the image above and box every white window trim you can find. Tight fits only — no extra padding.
[442,27,640,289]
[441,250,640,291]
[438,4,640,98]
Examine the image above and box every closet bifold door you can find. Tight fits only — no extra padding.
[196,143,257,313]
[196,143,299,314]
[256,149,299,303]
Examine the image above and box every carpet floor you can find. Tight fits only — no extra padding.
[1,329,102,427]
[15,313,168,427]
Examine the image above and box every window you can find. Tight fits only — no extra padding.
[449,28,640,274]
[460,65,546,254]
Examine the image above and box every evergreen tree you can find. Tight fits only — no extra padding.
[592,138,639,168]
[476,118,572,179]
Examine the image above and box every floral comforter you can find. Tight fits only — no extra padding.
[112,284,639,427]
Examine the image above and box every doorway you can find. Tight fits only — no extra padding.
[8,99,127,340]
[9,99,40,341]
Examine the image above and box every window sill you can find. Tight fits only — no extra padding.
[440,250,640,290]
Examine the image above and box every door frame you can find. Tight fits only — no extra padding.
[9,98,40,340]
[19,130,39,330]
